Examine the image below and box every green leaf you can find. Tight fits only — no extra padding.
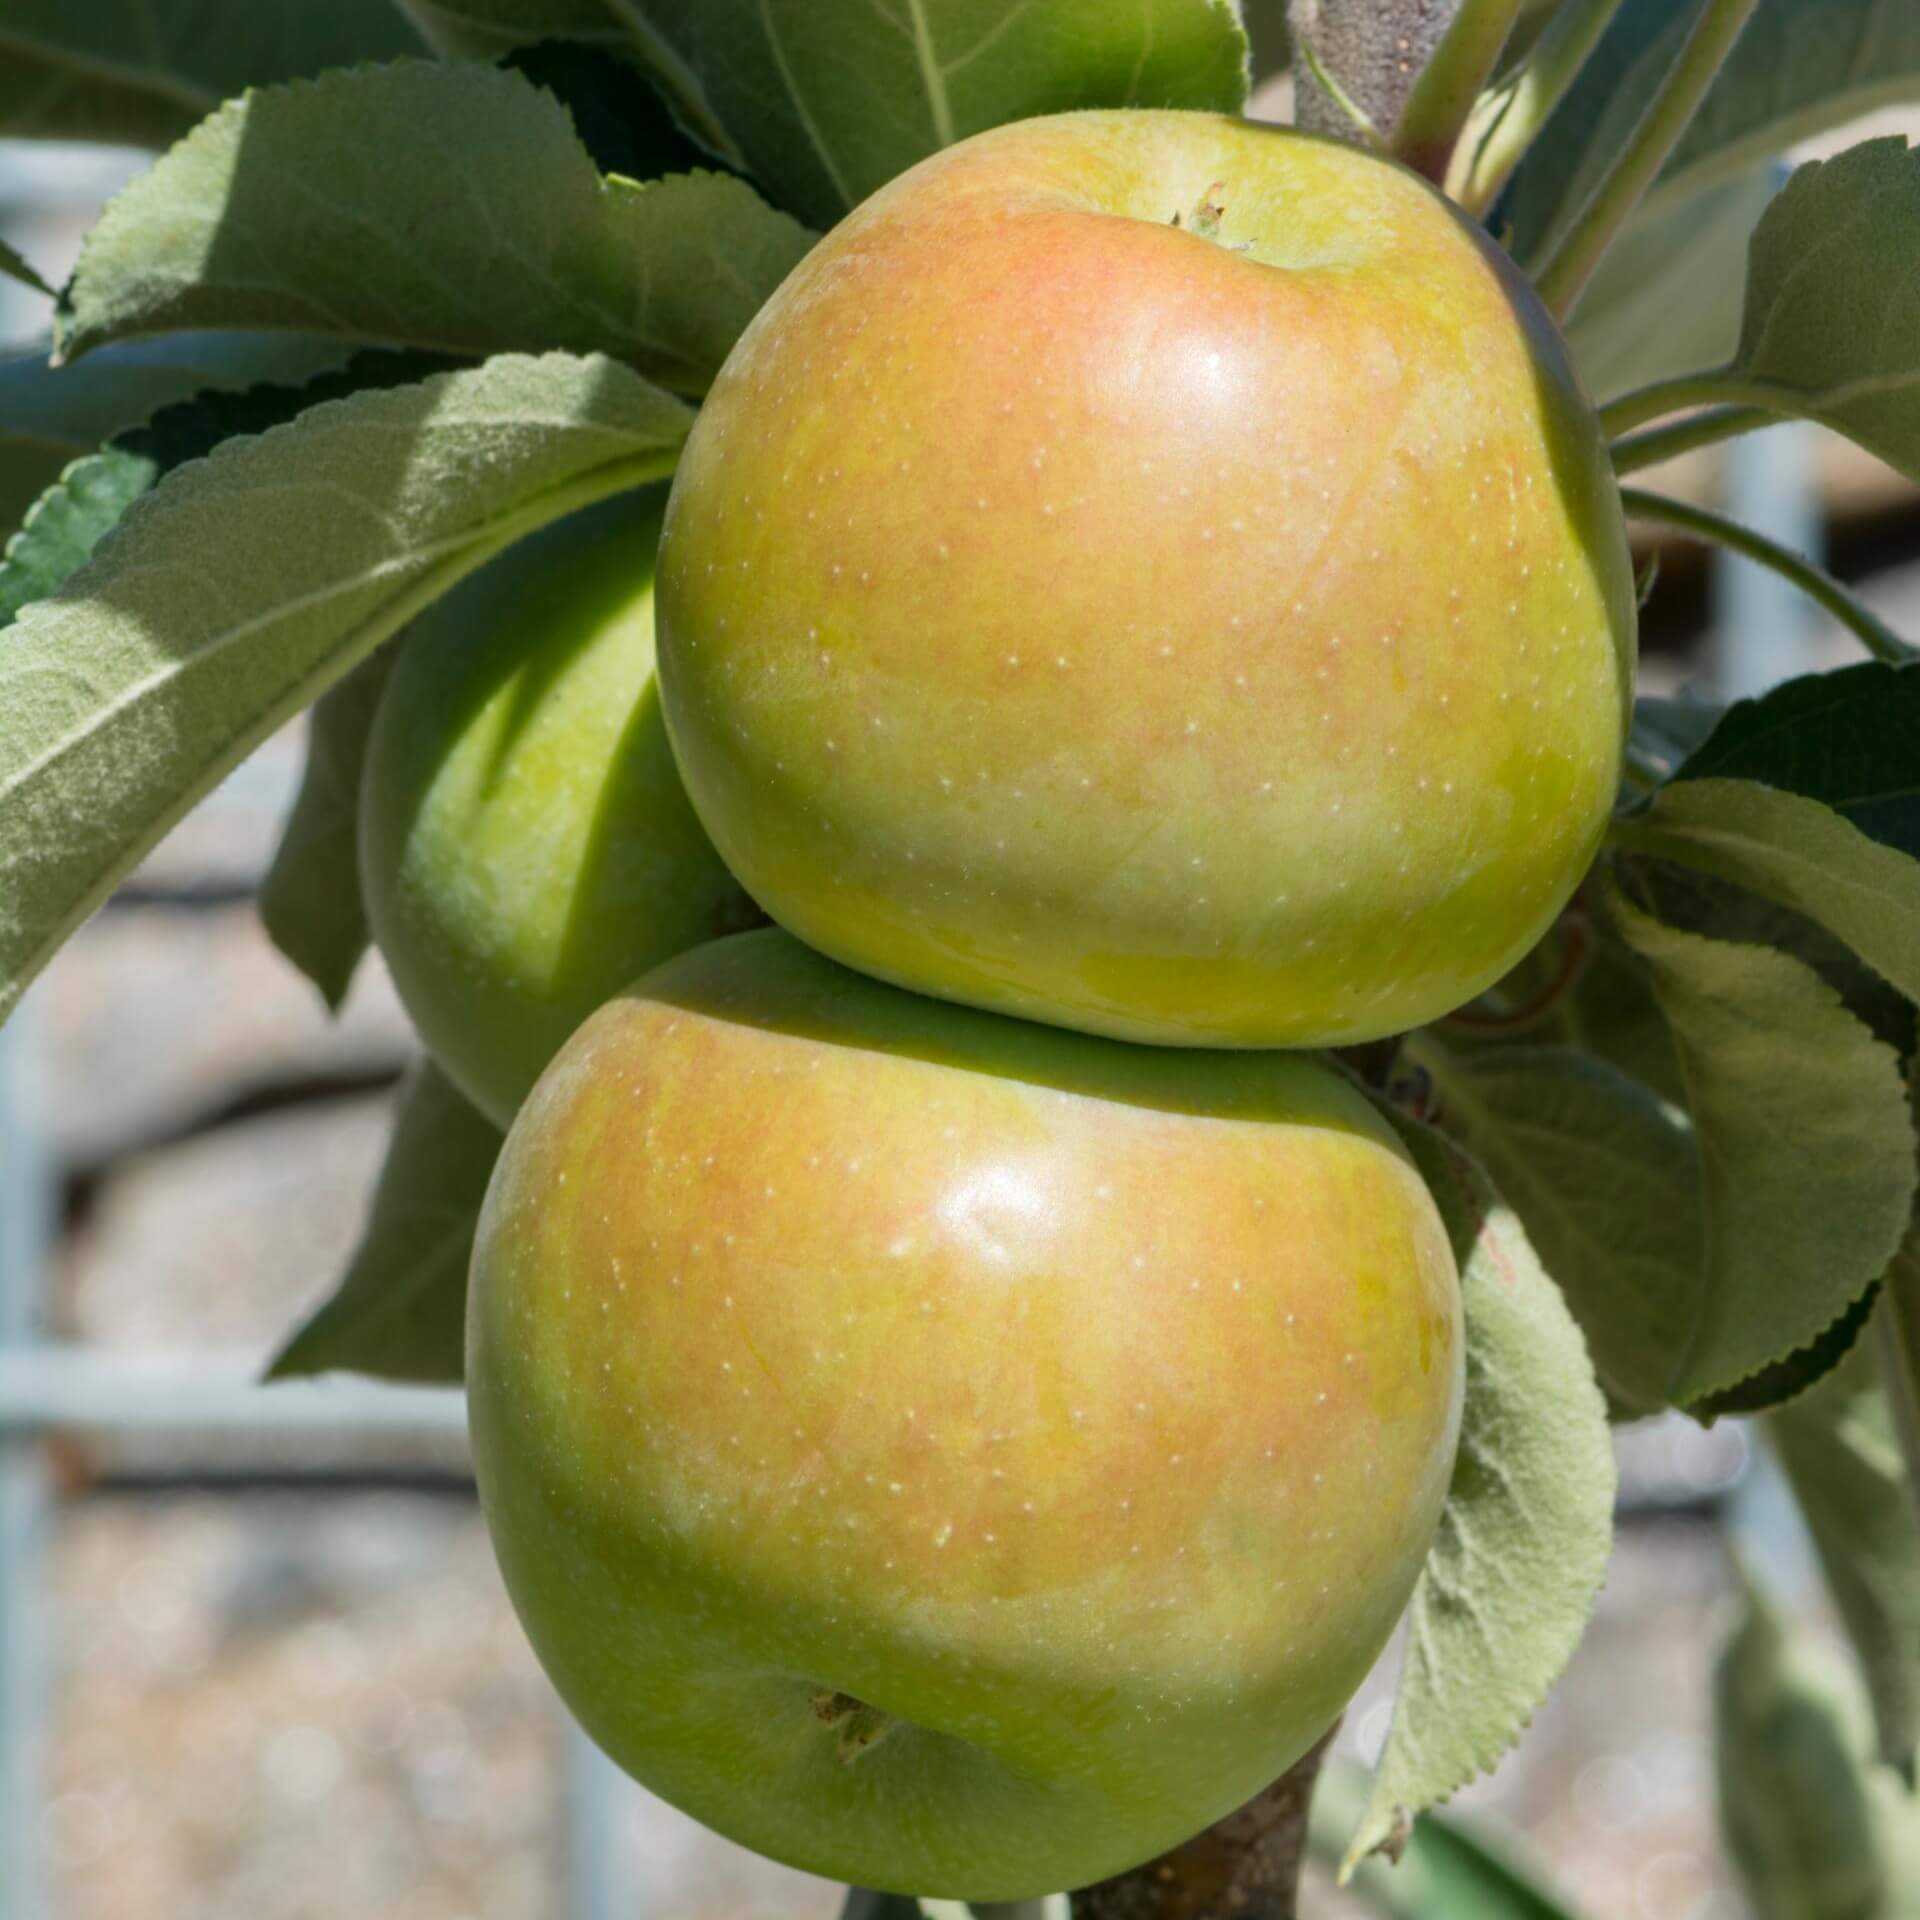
[504,37,720,179]
[1311,1761,1588,1919]
[0,451,156,630]
[1697,1284,1882,1419]
[1408,1039,1701,1418]
[530,0,1252,229]
[1614,777,1920,1009]
[0,350,693,1025]
[1716,137,1920,481]
[55,61,814,397]
[268,1062,500,1384]
[1768,1343,1920,1779]
[1339,1110,1614,1874]
[1564,166,1776,403]
[1670,661,1920,860]
[397,0,621,61]
[1714,1574,1905,1920]
[258,646,400,1010]
[1503,0,1920,271]
[0,333,353,540]
[2,348,456,630]
[1630,856,1916,1065]
[1607,887,1916,1405]
[0,0,426,145]
[1563,919,1688,1109]
[1880,1149,1920,1554]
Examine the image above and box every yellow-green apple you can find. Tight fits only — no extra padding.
[656,111,1634,1048]
[360,491,760,1125]
[467,927,1463,1898]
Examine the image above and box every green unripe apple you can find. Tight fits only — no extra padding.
[468,928,1463,1899]
[657,111,1634,1048]
[360,492,760,1125]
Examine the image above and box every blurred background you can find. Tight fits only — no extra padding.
[3,96,1917,1920]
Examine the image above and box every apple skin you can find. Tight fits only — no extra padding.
[656,111,1635,1049]
[468,927,1463,1898]
[359,491,760,1126]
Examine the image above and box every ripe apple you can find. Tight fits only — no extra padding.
[468,927,1463,1898]
[656,111,1634,1049]
[360,491,760,1125]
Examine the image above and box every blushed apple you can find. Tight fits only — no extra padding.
[359,491,760,1125]
[467,928,1463,1899]
[656,111,1634,1048]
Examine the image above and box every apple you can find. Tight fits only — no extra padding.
[360,490,760,1125]
[656,110,1634,1049]
[467,927,1463,1899]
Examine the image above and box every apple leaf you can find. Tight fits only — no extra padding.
[268,1061,500,1384]
[1696,1284,1885,1421]
[1563,924,1688,1111]
[257,647,400,1012]
[0,350,693,1026]
[394,0,751,170]
[54,61,814,398]
[499,0,1253,230]
[1564,166,1776,403]
[1613,778,1920,1009]
[0,333,354,541]
[1713,1572,1920,1919]
[1666,661,1920,859]
[504,38,720,180]
[1407,1040,1701,1418]
[1605,888,1915,1407]
[0,0,425,146]
[0,451,156,631]
[1767,1342,1920,1780]
[1880,1150,1920,1552]
[1502,0,1920,270]
[2,348,458,632]
[1627,856,1916,1066]
[396,0,625,60]
[1340,1111,1614,1875]
[1706,138,1920,481]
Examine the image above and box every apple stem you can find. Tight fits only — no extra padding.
[1618,488,1916,668]
[1070,1726,1337,1918]
[1449,0,1629,215]
[1607,403,1775,478]
[1391,0,1528,188]
[1530,0,1761,319]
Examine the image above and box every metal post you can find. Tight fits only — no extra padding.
[566,1718,645,1920]
[1711,166,1824,707]
[1713,419,1824,702]
[0,998,54,1920]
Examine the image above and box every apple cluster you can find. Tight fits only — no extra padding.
[360,113,1632,1899]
